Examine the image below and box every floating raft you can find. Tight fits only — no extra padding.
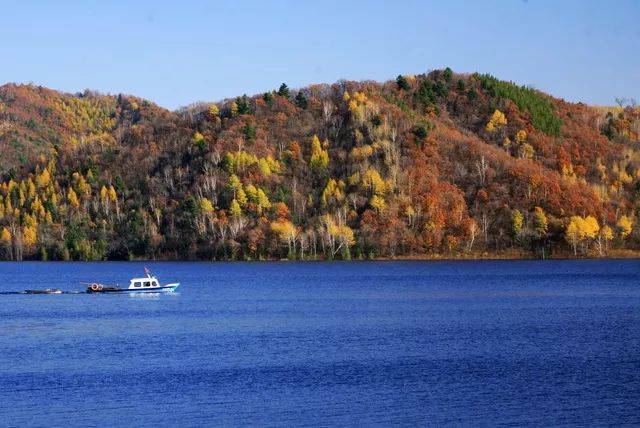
[86,283,122,293]
[0,289,83,295]
[24,288,62,294]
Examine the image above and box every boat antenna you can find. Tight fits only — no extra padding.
[144,266,152,278]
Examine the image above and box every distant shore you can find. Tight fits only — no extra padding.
[380,249,640,261]
[3,249,640,262]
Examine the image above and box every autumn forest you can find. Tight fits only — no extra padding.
[0,69,639,261]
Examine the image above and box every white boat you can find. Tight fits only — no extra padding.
[126,273,180,293]
[87,269,179,293]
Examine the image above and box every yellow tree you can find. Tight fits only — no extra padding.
[244,184,258,200]
[370,195,386,212]
[36,168,51,188]
[228,174,242,198]
[197,198,215,236]
[512,209,524,241]
[583,216,600,256]
[200,198,214,214]
[192,132,205,150]
[321,178,345,206]
[23,225,37,247]
[361,168,386,196]
[18,183,26,207]
[229,199,242,217]
[31,198,45,221]
[208,104,219,118]
[74,173,91,199]
[230,101,238,116]
[335,224,355,259]
[565,215,599,256]
[227,198,245,239]
[352,91,367,104]
[533,207,548,237]
[100,185,110,213]
[565,216,582,256]
[26,179,36,200]
[361,168,387,211]
[108,185,118,202]
[271,219,297,257]
[0,227,11,260]
[519,143,535,159]
[583,216,600,239]
[310,135,329,169]
[534,206,548,258]
[67,187,80,209]
[257,158,272,176]
[321,214,355,259]
[4,197,12,215]
[598,224,613,255]
[616,215,633,239]
[255,188,271,214]
[21,211,38,257]
[486,109,507,132]
[236,188,248,207]
[108,185,119,218]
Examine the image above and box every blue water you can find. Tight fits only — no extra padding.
[0,260,639,426]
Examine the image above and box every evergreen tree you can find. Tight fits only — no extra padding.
[277,83,290,99]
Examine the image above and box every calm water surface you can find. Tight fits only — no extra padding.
[0,260,639,426]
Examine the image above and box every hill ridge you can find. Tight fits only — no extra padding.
[0,70,638,260]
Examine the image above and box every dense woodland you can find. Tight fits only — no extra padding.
[0,69,639,261]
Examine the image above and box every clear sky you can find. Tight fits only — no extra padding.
[1,0,638,109]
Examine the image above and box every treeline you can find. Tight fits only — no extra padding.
[0,70,639,260]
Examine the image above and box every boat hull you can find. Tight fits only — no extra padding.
[88,284,179,293]
[126,284,179,293]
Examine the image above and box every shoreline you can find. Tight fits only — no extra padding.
[2,251,640,263]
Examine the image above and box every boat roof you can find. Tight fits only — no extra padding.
[130,276,157,282]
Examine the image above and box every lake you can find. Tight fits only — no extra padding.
[0,260,639,426]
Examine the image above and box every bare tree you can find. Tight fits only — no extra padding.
[475,156,488,186]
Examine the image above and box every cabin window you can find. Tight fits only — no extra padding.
[134,282,142,288]
[143,281,151,287]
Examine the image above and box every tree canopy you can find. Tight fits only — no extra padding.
[0,69,638,261]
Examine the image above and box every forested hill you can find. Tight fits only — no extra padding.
[0,69,639,261]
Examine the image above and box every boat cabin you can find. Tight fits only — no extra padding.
[129,276,160,289]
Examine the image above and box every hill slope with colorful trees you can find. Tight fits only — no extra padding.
[0,69,639,260]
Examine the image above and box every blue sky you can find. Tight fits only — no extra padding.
[1,0,638,109]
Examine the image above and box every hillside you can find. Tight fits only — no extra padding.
[0,70,639,261]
